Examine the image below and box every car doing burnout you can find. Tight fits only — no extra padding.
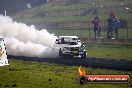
[54,36,87,58]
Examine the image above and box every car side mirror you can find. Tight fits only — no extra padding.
[55,39,59,44]
[81,43,85,47]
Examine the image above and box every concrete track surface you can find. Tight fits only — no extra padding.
[8,55,132,71]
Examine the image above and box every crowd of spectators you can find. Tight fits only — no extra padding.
[92,11,120,39]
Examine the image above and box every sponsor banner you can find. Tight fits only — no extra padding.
[84,75,130,83]
[0,38,9,66]
[77,75,130,84]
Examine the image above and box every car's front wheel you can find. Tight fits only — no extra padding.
[81,51,86,59]
[59,48,62,56]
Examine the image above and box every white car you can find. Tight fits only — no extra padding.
[54,36,87,58]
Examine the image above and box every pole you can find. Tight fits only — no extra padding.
[5,10,6,16]
[81,29,82,40]
[125,11,128,45]
[89,27,90,42]
[125,8,129,45]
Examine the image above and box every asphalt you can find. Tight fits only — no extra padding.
[8,55,132,71]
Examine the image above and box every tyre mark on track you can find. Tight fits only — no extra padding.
[8,55,132,71]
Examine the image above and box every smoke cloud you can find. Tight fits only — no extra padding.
[0,15,58,58]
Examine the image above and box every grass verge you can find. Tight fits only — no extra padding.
[0,59,132,88]
[86,44,132,61]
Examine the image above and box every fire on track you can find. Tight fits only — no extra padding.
[8,55,132,71]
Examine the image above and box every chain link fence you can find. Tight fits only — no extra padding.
[46,26,132,45]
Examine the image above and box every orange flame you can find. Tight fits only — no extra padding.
[79,66,86,76]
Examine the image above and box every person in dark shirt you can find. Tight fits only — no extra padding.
[107,11,117,39]
[61,38,65,44]
[107,18,113,39]
[92,16,101,39]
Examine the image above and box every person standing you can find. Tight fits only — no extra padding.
[113,17,120,39]
[107,11,116,39]
[92,16,101,39]
[107,18,113,39]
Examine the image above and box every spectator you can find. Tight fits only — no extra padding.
[92,16,101,39]
[107,11,117,39]
[61,38,65,44]
[113,17,120,38]
[107,18,113,39]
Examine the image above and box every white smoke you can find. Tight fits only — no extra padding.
[0,15,58,58]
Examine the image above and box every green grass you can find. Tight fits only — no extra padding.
[15,16,94,23]
[86,44,132,60]
[0,59,132,88]
[15,13,132,23]
[27,0,131,12]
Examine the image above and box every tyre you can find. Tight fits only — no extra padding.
[81,51,86,59]
[59,48,62,56]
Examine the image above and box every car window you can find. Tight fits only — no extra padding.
[69,42,77,45]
